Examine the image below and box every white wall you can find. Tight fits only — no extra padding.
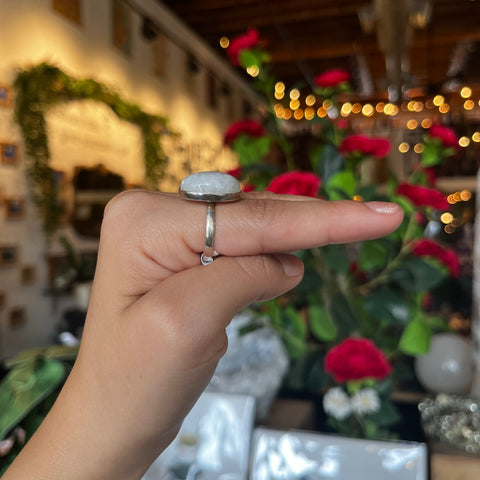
[0,0,254,358]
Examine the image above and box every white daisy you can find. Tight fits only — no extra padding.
[323,387,352,420]
[351,388,381,415]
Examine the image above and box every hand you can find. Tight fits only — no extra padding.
[4,191,403,479]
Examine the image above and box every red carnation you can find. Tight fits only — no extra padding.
[396,182,449,210]
[428,124,458,149]
[412,238,460,277]
[339,134,391,159]
[266,171,321,197]
[224,120,265,145]
[314,68,350,88]
[325,337,391,383]
[227,29,261,66]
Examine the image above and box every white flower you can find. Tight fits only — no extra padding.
[351,388,381,415]
[323,387,352,420]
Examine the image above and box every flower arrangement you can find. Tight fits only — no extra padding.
[222,29,462,439]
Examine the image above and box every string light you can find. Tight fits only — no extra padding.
[352,102,362,114]
[317,107,327,118]
[472,132,480,142]
[440,212,454,224]
[398,142,410,153]
[459,136,470,147]
[407,119,418,130]
[433,95,444,106]
[294,108,304,120]
[246,66,259,77]
[414,143,424,153]
[219,36,229,48]
[305,107,315,120]
[305,94,316,106]
[421,118,432,128]
[341,102,353,116]
[439,103,450,113]
[289,99,300,110]
[460,86,472,98]
[362,103,374,116]
[376,102,385,113]
[464,99,475,110]
[289,88,300,100]
[323,99,333,110]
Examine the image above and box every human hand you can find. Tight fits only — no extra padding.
[4,191,403,480]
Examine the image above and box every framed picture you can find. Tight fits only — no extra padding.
[0,84,12,108]
[21,265,37,285]
[1,143,19,166]
[8,306,26,329]
[0,291,5,309]
[0,245,18,267]
[143,392,256,480]
[5,198,26,220]
[51,0,82,25]
[112,0,132,55]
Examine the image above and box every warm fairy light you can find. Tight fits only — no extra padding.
[219,36,230,48]
[407,119,418,130]
[445,224,456,234]
[384,103,398,115]
[425,99,434,109]
[305,107,315,120]
[275,81,285,93]
[407,101,416,111]
[459,136,470,147]
[353,195,364,201]
[362,103,374,116]
[294,108,304,120]
[447,194,456,204]
[453,192,462,202]
[398,142,410,153]
[289,88,300,100]
[317,106,327,118]
[439,103,450,113]
[305,94,316,106]
[274,104,284,118]
[460,189,472,201]
[421,118,432,129]
[414,143,424,153]
[460,86,472,98]
[376,102,385,113]
[414,101,424,112]
[283,109,292,120]
[247,66,259,77]
[352,102,362,114]
[440,212,454,224]
[274,90,285,100]
[433,95,444,106]
[464,99,475,110]
[472,131,480,142]
[289,99,300,110]
[341,102,352,116]
[323,99,333,110]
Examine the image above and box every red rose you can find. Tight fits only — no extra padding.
[325,337,391,383]
[396,182,449,210]
[224,120,265,145]
[266,171,321,197]
[226,166,242,178]
[242,182,255,192]
[226,29,261,66]
[314,68,350,88]
[339,134,391,159]
[412,238,460,277]
[428,124,458,149]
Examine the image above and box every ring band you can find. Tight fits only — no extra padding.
[179,171,241,265]
[202,203,215,265]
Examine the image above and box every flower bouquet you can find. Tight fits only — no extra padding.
[222,29,461,439]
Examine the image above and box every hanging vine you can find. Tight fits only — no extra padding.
[14,62,173,239]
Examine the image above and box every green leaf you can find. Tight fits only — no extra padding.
[0,358,65,440]
[388,258,446,293]
[358,240,388,271]
[367,399,402,427]
[421,137,443,167]
[314,143,345,183]
[325,169,356,201]
[232,134,271,166]
[309,304,337,341]
[321,244,350,273]
[363,289,410,325]
[399,319,432,355]
[329,293,359,336]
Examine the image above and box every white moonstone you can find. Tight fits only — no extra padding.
[180,171,240,195]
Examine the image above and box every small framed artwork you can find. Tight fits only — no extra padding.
[1,143,19,166]
[21,265,37,285]
[5,198,26,220]
[0,245,19,268]
[0,84,12,108]
[112,0,132,56]
[8,306,26,329]
[0,291,5,309]
[51,0,82,25]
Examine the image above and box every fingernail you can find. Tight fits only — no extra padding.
[365,201,400,215]
[276,254,304,277]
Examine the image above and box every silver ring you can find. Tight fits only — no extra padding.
[179,171,241,265]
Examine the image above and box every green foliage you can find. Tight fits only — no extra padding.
[13,63,173,240]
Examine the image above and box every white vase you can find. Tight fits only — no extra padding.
[414,333,474,394]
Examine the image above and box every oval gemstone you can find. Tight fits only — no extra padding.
[179,171,241,202]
